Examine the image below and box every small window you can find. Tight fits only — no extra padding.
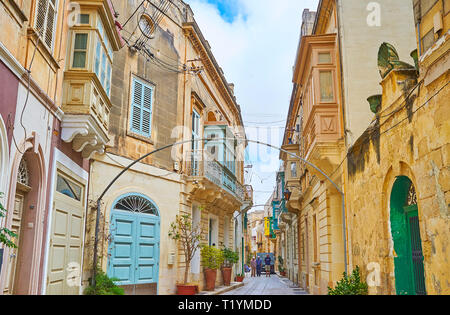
[72,33,88,68]
[56,175,82,201]
[78,14,90,24]
[319,70,334,102]
[130,77,154,137]
[318,52,331,64]
[421,29,435,54]
[291,162,297,178]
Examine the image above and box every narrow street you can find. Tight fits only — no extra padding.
[221,274,308,295]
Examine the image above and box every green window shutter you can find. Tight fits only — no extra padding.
[130,78,153,137]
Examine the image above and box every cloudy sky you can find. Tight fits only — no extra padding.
[185,0,319,210]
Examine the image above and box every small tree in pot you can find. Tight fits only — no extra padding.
[168,214,202,295]
[200,245,224,291]
[221,248,239,286]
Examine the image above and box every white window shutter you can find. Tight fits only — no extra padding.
[35,0,47,36]
[35,0,57,51]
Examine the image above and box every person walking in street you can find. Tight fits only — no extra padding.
[264,255,271,277]
[250,257,256,277]
[256,256,262,277]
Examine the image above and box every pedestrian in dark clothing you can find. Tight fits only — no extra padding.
[256,256,262,277]
[264,255,271,277]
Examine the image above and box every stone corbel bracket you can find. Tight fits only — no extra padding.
[61,114,109,160]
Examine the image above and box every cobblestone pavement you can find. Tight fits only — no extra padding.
[220,273,309,295]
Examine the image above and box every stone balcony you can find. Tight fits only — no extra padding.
[60,72,111,159]
[185,158,245,214]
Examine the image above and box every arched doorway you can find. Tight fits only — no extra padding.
[3,148,44,295]
[390,176,426,295]
[107,193,160,294]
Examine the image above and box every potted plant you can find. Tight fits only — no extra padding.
[278,256,286,277]
[168,214,202,295]
[200,245,224,291]
[221,247,239,286]
[235,273,244,282]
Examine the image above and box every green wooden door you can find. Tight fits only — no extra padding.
[404,206,426,295]
[390,177,426,295]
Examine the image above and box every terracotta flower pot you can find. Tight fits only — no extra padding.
[235,275,244,282]
[204,268,217,291]
[222,267,232,286]
[176,284,198,295]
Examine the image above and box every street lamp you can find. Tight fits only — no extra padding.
[284,188,292,201]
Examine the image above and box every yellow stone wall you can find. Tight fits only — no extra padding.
[298,176,344,294]
[346,60,449,295]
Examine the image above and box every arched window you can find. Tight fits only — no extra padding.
[114,194,158,215]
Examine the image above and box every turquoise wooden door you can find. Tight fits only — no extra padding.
[108,194,160,286]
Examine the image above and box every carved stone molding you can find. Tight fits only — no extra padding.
[61,114,109,160]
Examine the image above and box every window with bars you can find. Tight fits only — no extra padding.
[35,0,58,51]
[130,77,154,138]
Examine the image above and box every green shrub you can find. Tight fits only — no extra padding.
[84,268,125,295]
[327,266,368,295]
[0,192,17,248]
[222,247,239,268]
[201,245,224,270]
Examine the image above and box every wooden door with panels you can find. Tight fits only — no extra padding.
[46,172,85,295]
[3,193,26,294]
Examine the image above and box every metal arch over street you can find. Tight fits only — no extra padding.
[93,138,348,285]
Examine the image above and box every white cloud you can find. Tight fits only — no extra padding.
[185,0,319,207]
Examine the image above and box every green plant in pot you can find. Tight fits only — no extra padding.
[235,273,244,282]
[168,214,202,295]
[201,245,224,291]
[221,247,239,286]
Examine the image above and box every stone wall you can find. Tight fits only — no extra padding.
[346,64,449,295]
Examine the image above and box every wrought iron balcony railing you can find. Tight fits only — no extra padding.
[186,158,245,203]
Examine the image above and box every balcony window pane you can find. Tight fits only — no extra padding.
[72,33,88,68]
[421,29,434,54]
[78,14,90,24]
[74,33,88,49]
[319,70,334,102]
[94,40,101,76]
[106,63,111,96]
[73,52,86,68]
[291,162,297,178]
[318,52,331,64]
[101,51,106,85]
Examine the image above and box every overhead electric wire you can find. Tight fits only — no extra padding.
[326,80,449,178]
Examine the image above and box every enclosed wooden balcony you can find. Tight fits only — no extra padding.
[60,0,123,159]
